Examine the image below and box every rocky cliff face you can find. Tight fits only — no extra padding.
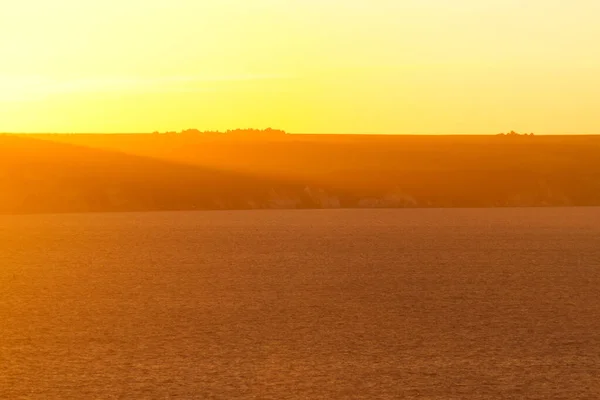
[240,184,582,210]
[1,179,596,215]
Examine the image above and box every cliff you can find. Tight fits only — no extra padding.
[1,134,600,214]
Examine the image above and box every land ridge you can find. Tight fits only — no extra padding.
[2,133,600,214]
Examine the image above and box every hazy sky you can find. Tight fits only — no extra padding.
[1,0,599,134]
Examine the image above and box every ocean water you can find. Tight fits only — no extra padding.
[1,208,599,399]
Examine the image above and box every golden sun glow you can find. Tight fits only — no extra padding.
[2,0,600,134]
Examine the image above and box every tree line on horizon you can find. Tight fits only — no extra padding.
[151,128,534,137]
[497,131,535,136]
[152,127,287,137]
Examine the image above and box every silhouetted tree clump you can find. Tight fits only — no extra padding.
[497,131,534,136]
[159,128,287,137]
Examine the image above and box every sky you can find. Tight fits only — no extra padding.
[1,0,599,134]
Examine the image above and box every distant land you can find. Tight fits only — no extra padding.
[2,130,600,214]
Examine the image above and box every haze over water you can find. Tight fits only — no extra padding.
[1,208,599,399]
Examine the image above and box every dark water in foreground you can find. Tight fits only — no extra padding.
[1,208,600,399]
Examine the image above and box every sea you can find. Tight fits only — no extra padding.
[1,208,599,399]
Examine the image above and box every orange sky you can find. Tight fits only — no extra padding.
[1,0,599,134]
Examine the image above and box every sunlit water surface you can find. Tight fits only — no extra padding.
[1,208,600,399]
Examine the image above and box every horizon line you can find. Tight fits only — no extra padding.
[2,132,599,137]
